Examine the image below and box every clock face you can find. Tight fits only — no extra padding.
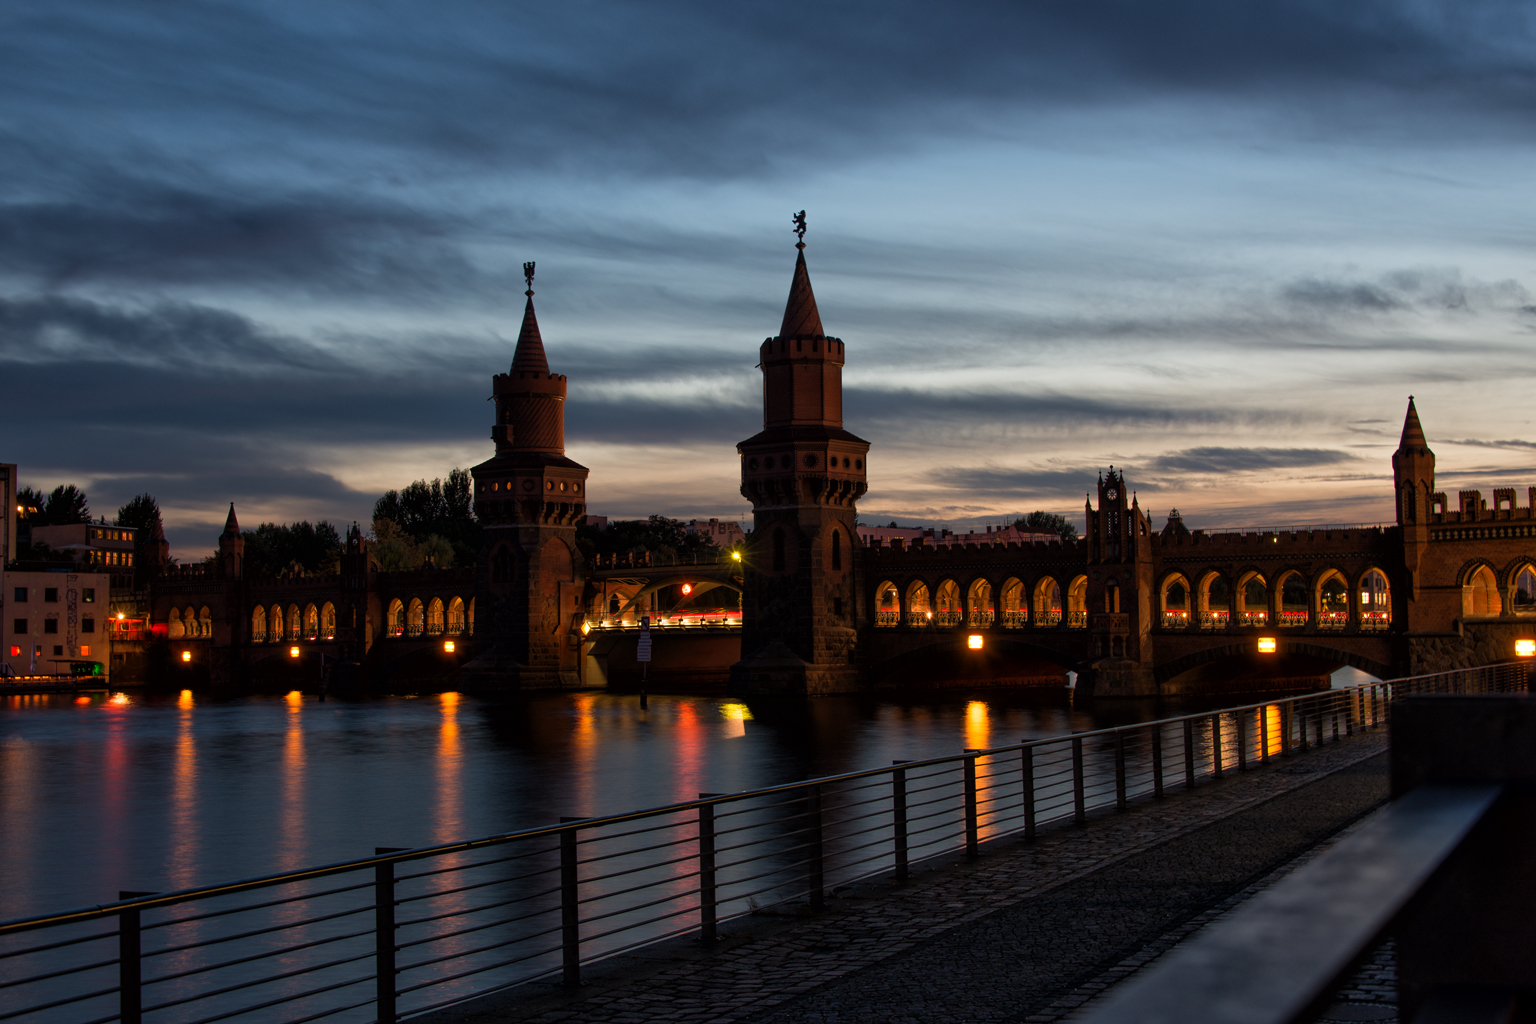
[1107,487,1119,500]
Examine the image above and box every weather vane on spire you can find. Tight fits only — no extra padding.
[523,261,535,297]
[792,210,807,249]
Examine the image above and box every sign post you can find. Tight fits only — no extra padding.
[637,617,651,709]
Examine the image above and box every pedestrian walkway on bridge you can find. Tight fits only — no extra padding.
[422,731,1391,1024]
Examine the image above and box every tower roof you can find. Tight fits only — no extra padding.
[222,503,239,536]
[1398,396,1430,452]
[778,247,826,340]
[510,296,550,375]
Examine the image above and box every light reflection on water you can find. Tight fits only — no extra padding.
[2,686,1200,920]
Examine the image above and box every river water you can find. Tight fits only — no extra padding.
[0,684,1245,921]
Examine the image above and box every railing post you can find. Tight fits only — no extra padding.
[1151,725,1164,798]
[963,751,981,858]
[1211,714,1223,777]
[1236,710,1247,771]
[375,862,397,1021]
[1114,731,1127,810]
[1072,736,1086,823]
[697,798,717,943]
[1183,719,1196,789]
[118,902,143,1024]
[560,824,581,985]
[1022,747,1037,837]
[807,786,824,908]
[892,762,910,880]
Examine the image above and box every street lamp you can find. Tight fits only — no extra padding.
[967,635,984,650]
[1257,637,1278,654]
[443,640,456,653]
[289,646,300,659]
[181,650,192,663]
[1517,638,1535,658]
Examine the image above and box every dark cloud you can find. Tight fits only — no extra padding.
[1145,447,1355,474]
[1279,269,1530,319]
[928,466,1104,499]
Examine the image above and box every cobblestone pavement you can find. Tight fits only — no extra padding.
[426,733,1389,1024]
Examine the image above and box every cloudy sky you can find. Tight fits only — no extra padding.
[4,2,1536,555]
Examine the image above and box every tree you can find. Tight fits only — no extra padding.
[576,515,721,561]
[373,468,480,565]
[1014,510,1080,542]
[15,487,44,521]
[43,485,90,524]
[242,521,343,579]
[117,493,166,585]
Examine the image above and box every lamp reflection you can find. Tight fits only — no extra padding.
[965,700,991,753]
[720,702,752,739]
[279,691,306,871]
[434,693,464,844]
[168,689,200,893]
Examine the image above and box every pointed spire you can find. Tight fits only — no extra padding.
[511,262,550,375]
[222,502,239,536]
[778,247,825,340]
[1398,395,1429,452]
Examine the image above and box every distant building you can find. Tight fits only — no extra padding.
[583,515,609,530]
[2,568,113,676]
[856,523,1058,549]
[0,463,16,568]
[29,522,137,571]
[686,518,745,548]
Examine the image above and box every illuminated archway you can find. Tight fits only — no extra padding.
[1067,575,1087,628]
[426,597,445,635]
[906,580,932,627]
[320,602,336,638]
[1463,565,1501,617]
[386,599,405,637]
[875,581,901,627]
[198,606,213,638]
[1160,574,1190,629]
[1236,572,1268,627]
[967,578,993,627]
[466,598,475,634]
[304,603,319,639]
[270,605,284,641]
[1033,577,1062,627]
[1512,564,1536,615]
[1317,570,1349,628]
[935,579,962,627]
[1277,571,1308,627]
[251,605,267,642]
[1359,569,1391,630]
[447,597,466,633]
[168,608,184,639]
[1198,572,1230,629]
[999,577,1026,629]
[407,598,425,635]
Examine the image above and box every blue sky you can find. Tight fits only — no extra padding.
[3,2,1535,555]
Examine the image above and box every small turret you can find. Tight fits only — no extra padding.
[218,503,244,579]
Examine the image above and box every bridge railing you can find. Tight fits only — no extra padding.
[2,663,1529,1024]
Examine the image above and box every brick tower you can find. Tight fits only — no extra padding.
[465,264,589,689]
[1393,396,1435,608]
[731,220,870,694]
[1080,468,1156,696]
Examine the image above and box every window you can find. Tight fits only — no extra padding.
[44,588,58,603]
[8,646,17,657]
[43,619,58,634]
[12,619,24,634]
[80,645,91,656]
[52,645,62,656]
[13,587,25,602]
[83,588,95,603]
[82,617,95,633]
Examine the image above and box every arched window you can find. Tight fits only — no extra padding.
[447,597,465,633]
[1278,572,1309,627]
[304,603,319,638]
[1161,575,1189,629]
[772,529,786,572]
[287,605,302,640]
[199,606,213,638]
[386,599,405,637]
[831,529,842,570]
[875,581,900,627]
[934,579,962,627]
[270,605,284,641]
[1033,577,1062,627]
[168,607,183,639]
[1513,566,1536,615]
[467,598,475,634]
[1199,574,1230,629]
[967,578,993,627]
[999,578,1026,629]
[1067,575,1088,627]
[320,602,336,638]
[1318,571,1349,628]
[1360,570,1390,630]
[407,598,425,636]
[1105,580,1121,615]
[906,581,932,627]
[251,605,267,643]
[1463,565,1501,617]
[426,597,445,635]
[1237,573,1268,627]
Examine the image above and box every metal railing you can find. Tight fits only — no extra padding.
[1,663,1527,1024]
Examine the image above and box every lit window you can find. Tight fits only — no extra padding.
[83,588,95,603]
[80,645,91,656]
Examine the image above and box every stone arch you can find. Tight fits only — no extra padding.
[252,605,267,642]
[447,597,466,633]
[1153,640,1393,687]
[1197,571,1230,629]
[1358,568,1391,631]
[999,577,1026,628]
[407,598,425,635]
[1033,576,1062,627]
[386,598,404,636]
[1235,570,1268,626]
[467,597,475,634]
[1463,563,1502,618]
[1316,569,1350,628]
[1276,570,1309,627]
[967,577,994,627]
[1509,561,1536,615]
[614,576,742,620]
[1067,575,1088,628]
[1159,572,1191,628]
[270,605,284,641]
[426,597,445,635]
[168,607,183,639]
[934,579,962,627]
[906,580,932,626]
[321,602,336,637]
[287,604,302,640]
[304,603,319,638]
[874,580,901,627]
[199,606,212,638]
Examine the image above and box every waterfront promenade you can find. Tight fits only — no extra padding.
[425,731,1392,1024]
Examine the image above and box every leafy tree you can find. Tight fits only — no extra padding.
[15,487,45,520]
[369,518,455,572]
[576,515,721,561]
[373,468,479,564]
[242,521,343,579]
[116,493,166,585]
[42,484,90,525]
[1013,510,1080,542]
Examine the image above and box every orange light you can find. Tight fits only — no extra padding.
[681,583,693,595]
[967,634,984,650]
[289,646,300,658]
[1517,639,1536,658]
[443,640,455,653]
[1257,637,1277,654]
[75,695,92,704]
[181,650,192,662]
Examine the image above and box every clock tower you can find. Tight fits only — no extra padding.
[1081,467,1157,696]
